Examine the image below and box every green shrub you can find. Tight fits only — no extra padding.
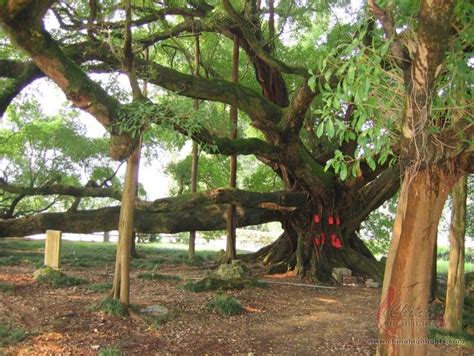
[89,298,127,316]
[207,295,243,316]
[98,345,122,356]
[429,328,474,347]
[0,322,25,347]
[88,282,113,293]
[137,272,181,281]
[33,267,88,288]
[0,282,15,293]
[181,277,263,292]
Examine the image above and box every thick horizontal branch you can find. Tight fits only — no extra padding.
[0,205,283,237]
[0,181,122,200]
[144,188,308,212]
[135,59,282,130]
[178,126,284,162]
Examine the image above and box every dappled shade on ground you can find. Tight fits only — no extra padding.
[0,240,472,354]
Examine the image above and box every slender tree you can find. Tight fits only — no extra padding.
[189,33,201,261]
[110,0,144,309]
[444,175,467,332]
[226,34,240,262]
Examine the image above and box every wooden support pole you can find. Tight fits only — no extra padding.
[44,230,62,268]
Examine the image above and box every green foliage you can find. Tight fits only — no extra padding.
[436,260,474,276]
[114,101,166,138]
[361,196,398,255]
[89,298,127,317]
[0,322,25,347]
[0,99,118,217]
[437,246,474,264]
[98,345,123,356]
[181,277,246,292]
[166,153,283,196]
[137,272,181,281]
[428,328,474,348]
[0,282,15,293]
[33,267,88,288]
[88,282,113,293]
[207,294,243,316]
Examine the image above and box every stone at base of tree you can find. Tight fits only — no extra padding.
[140,304,170,318]
[465,271,474,297]
[331,267,352,283]
[214,249,227,264]
[365,279,380,288]
[216,260,251,280]
[342,276,358,286]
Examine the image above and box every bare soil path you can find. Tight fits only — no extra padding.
[0,259,472,355]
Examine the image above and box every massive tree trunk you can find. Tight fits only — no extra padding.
[250,169,400,282]
[377,168,453,355]
[444,175,467,333]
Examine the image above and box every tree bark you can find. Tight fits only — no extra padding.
[430,236,438,301]
[377,168,453,355]
[226,34,239,262]
[444,175,467,333]
[189,33,201,261]
[188,141,199,261]
[111,142,141,309]
[0,189,306,237]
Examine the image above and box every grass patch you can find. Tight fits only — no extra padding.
[181,277,245,292]
[131,258,163,270]
[137,272,181,281]
[181,277,265,293]
[88,282,113,293]
[98,345,122,356]
[0,239,216,270]
[0,282,15,293]
[0,322,26,347]
[148,312,175,329]
[33,267,88,288]
[207,295,243,316]
[429,327,474,347]
[89,298,127,317]
[0,253,43,266]
[437,260,474,276]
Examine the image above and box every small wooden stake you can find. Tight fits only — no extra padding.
[44,230,62,268]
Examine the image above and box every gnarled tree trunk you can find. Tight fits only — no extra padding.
[377,168,453,355]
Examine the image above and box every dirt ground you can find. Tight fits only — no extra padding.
[0,261,472,355]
